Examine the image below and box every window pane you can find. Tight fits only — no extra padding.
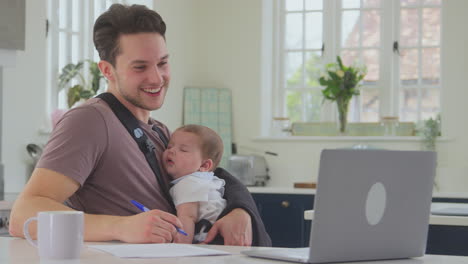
[363,0,381,8]
[58,88,68,109]
[420,89,440,120]
[304,89,323,121]
[422,8,440,46]
[401,0,419,7]
[422,48,440,85]
[361,88,380,122]
[400,9,419,46]
[285,52,303,87]
[59,32,68,71]
[424,0,441,5]
[341,49,359,66]
[362,10,380,47]
[362,49,379,84]
[400,48,418,85]
[94,0,105,18]
[72,0,80,32]
[342,0,360,9]
[305,0,322,10]
[286,13,303,49]
[106,0,115,9]
[305,12,322,49]
[72,35,80,63]
[286,0,303,11]
[305,52,323,87]
[59,0,68,29]
[341,10,360,47]
[286,90,304,122]
[400,88,418,122]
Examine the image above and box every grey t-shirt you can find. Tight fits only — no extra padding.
[37,98,174,215]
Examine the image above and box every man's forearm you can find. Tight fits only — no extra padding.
[10,194,122,241]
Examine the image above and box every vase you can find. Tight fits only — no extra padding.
[336,97,350,134]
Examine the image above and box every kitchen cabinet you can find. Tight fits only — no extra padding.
[426,197,468,256]
[252,193,314,247]
[252,191,468,254]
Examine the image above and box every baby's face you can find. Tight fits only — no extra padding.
[162,130,205,179]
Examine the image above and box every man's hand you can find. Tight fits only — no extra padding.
[203,208,252,246]
[115,210,183,243]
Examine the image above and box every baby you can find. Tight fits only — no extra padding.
[162,124,227,243]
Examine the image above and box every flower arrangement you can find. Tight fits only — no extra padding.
[319,56,367,133]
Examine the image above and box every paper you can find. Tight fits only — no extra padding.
[88,243,231,258]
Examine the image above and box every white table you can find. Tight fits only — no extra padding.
[304,203,468,226]
[1,237,468,264]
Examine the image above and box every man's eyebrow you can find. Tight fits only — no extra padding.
[131,60,148,64]
[131,55,169,65]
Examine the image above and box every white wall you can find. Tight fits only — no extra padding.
[2,0,468,193]
[2,0,49,192]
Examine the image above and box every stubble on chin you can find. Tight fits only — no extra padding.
[120,87,166,111]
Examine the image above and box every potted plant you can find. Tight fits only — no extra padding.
[319,56,367,134]
[58,60,104,108]
[418,114,441,151]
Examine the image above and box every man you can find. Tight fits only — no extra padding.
[9,4,270,246]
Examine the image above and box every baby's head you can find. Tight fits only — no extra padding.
[162,124,223,179]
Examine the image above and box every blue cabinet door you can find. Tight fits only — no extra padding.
[252,193,314,247]
[426,197,468,256]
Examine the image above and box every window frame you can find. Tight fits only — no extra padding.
[46,0,153,113]
[269,0,442,135]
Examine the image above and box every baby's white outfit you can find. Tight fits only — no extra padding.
[170,171,227,242]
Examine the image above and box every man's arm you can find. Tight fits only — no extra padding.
[9,168,183,243]
[203,168,272,246]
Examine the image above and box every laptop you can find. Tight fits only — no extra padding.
[243,149,436,263]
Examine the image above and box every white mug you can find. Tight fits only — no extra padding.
[23,211,84,259]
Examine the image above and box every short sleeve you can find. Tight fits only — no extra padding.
[36,104,108,185]
[169,177,211,206]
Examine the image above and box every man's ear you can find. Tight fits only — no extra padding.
[98,60,115,81]
[199,159,214,172]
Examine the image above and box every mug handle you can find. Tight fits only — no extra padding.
[23,217,38,247]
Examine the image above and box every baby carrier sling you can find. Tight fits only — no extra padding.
[96,92,175,212]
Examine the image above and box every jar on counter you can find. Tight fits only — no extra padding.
[272,117,291,136]
[380,116,399,136]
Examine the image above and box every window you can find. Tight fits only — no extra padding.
[46,0,153,111]
[273,0,441,127]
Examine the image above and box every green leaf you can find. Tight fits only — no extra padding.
[67,84,83,108]
[58,62,84,89]
[79,89,94,99]
[87,60,103,94]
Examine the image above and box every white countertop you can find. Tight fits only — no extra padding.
[1,237,468,263]
[248,187,468,199]
[304,203,468,226]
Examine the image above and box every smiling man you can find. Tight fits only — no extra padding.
[9,4,270,246]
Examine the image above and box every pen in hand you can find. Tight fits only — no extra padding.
[130,199,188,236]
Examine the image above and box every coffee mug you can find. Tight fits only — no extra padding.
[23,211,84,259]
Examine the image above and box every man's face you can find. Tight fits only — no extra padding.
[163,131,207,179]
[111,33,170,112]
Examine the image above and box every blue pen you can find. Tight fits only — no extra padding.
[130,199,188,236]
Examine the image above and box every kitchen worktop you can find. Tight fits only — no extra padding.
[247,187,468,199]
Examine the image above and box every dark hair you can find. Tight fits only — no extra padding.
[176,125,224,170]
[93,4,166,66]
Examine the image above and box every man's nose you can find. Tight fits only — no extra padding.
[148,66,164,85]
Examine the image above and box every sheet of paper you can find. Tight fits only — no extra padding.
[88,243,231,258]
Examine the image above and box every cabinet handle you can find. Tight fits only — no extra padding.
[281,200,290,208]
